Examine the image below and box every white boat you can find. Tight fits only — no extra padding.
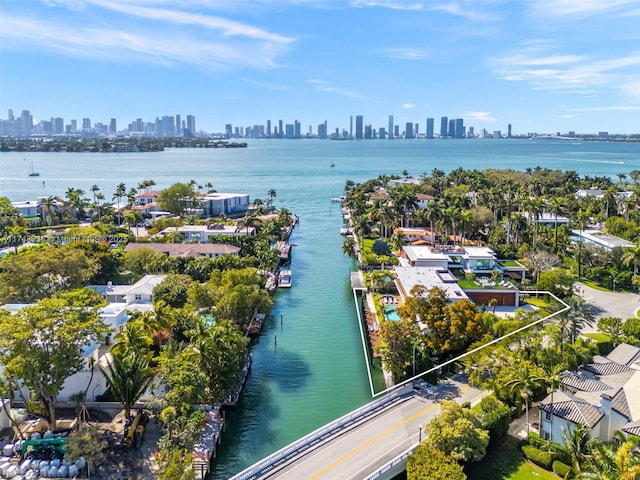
[278,269,292,288]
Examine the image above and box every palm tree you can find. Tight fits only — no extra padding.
[622,243,640,276]
[562,295,595,344]
[101,351,154,419]
[562,423,592,475]
[505,361,546,437]
[548,196,565,253]
[267,188,277,209]
[342,236,356,257]
[579,434,640,480]
[113,182,126,226]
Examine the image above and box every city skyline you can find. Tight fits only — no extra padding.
[2,2,640,134]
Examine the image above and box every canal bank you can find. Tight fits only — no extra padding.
[208,199,372,479]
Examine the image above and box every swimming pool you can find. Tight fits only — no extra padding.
[385,306,401,321]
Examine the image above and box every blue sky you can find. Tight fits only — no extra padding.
[1,0,640,135]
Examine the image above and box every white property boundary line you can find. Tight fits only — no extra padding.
[358,290,570,398]
[230,291,568,480]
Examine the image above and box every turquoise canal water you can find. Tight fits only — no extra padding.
[1,139,640,477]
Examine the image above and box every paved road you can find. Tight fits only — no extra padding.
[576,282,640,333]
[265,376,485,480]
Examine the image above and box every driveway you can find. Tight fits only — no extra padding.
[576,281,640,333]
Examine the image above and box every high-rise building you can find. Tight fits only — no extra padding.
[54,117,64,135]
[318,121,328,139]
[70,119,77,133]
[267,120,271,137]
[426,118,434,139]
[82,117,91,132]
[508,124,512,138]
[448,119,456,139]
[388,115,394,139]
[355,115,363,140]
[350,116,353,139]
[294,120,301,138]
[278,120,283,138]
[186,115,196,136]
[379,127,386,139]
[285,124,294,138]
[109,118,117,135]
[455,118,464,138]
[405,122,414,139]
[225,124,233,138]
[175,115,181,136]
[364,124,372,139]
[440,116,448,137]
[394,125,400,138]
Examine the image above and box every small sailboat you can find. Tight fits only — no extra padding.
[330,161,335,167]
[28,160,40,177]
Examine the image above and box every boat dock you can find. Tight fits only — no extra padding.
[222,353,252,407]
[192,406,225,480]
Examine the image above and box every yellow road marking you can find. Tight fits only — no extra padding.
[309,386,470,480]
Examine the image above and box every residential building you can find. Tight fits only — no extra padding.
[355,115,363,140]
[538,343,640,446]
[90,274,166,304]
[440,116,448,137]
[199,192,250,217]
[124,242,241,258]
[571,229,634,251]
[388,115,394,139]
[426,118,434,139]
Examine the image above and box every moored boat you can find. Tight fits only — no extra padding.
[278,269,292,288]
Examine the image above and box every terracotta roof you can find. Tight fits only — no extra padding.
[416,193,434,201]
[124,242,240,257]
[136,190,161,198]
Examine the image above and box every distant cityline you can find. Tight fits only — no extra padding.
[0,108,633,140]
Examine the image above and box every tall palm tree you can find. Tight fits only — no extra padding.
[101,351,154,419]
[579,436,640,479]
[622,243,640,276]
[267,188,277,209]
[505,361,546,437]
[113,182,126,226]
[562,295,595,345]
[562,423,592,476]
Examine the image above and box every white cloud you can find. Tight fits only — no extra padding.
[460,111,496,122]
[307,79,370,100]
[529,0,639,18]
[492,49,640,101]
[380,48,426,60]
[570,106,640,112]
[1,15,291,70]
[402,103,416,109]
[350,0,496,20]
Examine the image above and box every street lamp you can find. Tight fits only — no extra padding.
[613,277,617,292]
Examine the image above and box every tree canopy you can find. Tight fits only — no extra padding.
[0,289,109,428]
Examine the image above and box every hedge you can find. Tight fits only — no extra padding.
[552,460,572,478]
[522,445,554,470]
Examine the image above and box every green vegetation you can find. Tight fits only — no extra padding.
[466,437,558,480]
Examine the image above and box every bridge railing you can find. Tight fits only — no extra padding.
[363,445,417,480]
[229,384,413,480]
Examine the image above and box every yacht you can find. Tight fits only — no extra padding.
[278,269,292,288]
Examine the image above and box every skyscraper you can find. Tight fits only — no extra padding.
[508,124,512,138]
[294,120,301,138]
[175,114,181,136]
[440,116,448,137]
[405,122,414,139]
[455,118,464,138]
[267,120,271,137]
[388,115,394,139]
[109,118,116,135]
[82,117,91,132]
[355,115,363,140]
[448,119,456,139]
[426,118,434,139]
[186,115,196,136]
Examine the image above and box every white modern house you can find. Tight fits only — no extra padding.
[571,229,634,251]
[89,274,166,304]
[199,193,250,217]
[538,343,640,446]
[173,224,255,243]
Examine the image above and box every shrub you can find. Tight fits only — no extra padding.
[527,431,546,449]
[372,239,391,256]
[552,460,572,478]
[522,445,553,470]
[478,395,510,448]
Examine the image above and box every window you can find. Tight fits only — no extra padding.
[543,432,550,441]
[545,411,552,421]
[135,294,142,300]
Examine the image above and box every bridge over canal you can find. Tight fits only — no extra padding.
[229,374,485,480]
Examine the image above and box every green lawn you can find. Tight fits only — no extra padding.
[466,437,559,480]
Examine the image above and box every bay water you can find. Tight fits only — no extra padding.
[1,139,639,477]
